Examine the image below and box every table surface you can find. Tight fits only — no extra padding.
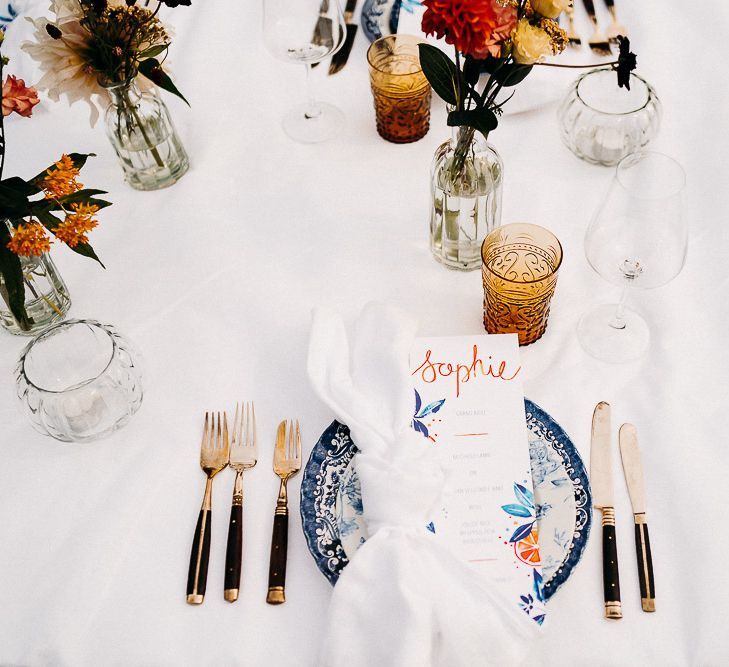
[1,1,727,665]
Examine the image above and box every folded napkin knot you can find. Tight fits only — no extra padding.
[354,428,444,534]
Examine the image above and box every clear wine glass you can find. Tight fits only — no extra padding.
[263,0,346,143]
[577,151,687,363]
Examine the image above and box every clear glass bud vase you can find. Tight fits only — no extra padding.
[103,79,189,191]
[0,222,71,336]
[430,127,503,271]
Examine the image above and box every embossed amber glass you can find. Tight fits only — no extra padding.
[481,223,563,346]
[367,35,431,143]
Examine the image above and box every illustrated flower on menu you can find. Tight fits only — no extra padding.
[2,75,40,117]
[22,0,190,126]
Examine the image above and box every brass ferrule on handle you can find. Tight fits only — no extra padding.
[275,478,289,515]
[232,469,244,507]
[601,506,616,527]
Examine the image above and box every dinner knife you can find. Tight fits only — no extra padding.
[619,423,656,613]
[328,0,358,75]
[591,401,622,619]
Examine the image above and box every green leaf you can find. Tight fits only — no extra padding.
[0,224,29,327]
[139,43,169,60]
[138,58,190,106]
[463,56,483,86]
[493,63,533,87]
[447,108,499,138]
[0,182,31,219]
[417,43,459,107]
[30,152,96,186]
[0,176,39,197]
[70,242,105,268]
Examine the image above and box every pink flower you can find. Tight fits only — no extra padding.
[2,75,40,118]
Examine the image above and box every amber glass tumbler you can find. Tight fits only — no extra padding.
[481,223,563,346]
[367,35,431,143]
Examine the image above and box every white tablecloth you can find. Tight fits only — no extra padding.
[1,1,727,665]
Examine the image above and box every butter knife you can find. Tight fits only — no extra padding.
[619,423,656,612]
[328,0,358,75]
[591,402,622,619]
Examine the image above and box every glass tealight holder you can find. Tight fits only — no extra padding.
[15,319,143,442]
[557,68,662,167]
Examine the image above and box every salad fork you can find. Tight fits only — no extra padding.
[603,0,627,42]
[186,412,229,605]
[266,419,301,605]
[224,402,258,603]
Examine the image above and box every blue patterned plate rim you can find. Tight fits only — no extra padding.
[300,398,592,600]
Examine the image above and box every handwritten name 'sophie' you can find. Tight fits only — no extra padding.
[411,345,521,397]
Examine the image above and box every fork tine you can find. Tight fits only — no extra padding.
[201,411,210,452]
[222,412,229,456]
[251,403,257,450]
[245,402,251,447]
[231,402,240,446]
[295,420,301,462]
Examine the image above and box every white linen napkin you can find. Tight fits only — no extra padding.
[308,303,540,667]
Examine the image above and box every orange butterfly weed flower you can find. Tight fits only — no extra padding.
[54,202,99,247]
[42,154,83,200]
[6,222,52,256]
[421,0,517,59]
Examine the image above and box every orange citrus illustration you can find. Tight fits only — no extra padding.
[514,528,541,566]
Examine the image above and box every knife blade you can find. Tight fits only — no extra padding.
[328,0,359,75]
[591,401,622,619]
[619,423,656,613]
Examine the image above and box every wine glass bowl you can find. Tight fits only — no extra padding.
[578,151,687,362]
[263,0,346,143]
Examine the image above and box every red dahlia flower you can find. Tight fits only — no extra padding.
[421,0,517,59]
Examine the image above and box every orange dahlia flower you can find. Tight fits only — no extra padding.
[421,0,517,59]
[2,75,40,118]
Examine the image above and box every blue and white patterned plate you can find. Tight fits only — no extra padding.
[300,399,592,600]
[361,0,413,42]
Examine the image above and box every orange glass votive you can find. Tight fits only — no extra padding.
[481,223,564,346]
[367,34,431,144]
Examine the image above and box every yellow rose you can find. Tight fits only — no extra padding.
[512,19,554,64]
[531,0,572,19]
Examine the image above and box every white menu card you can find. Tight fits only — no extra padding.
[410,334,546,625]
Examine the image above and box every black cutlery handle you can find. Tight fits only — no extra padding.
[634,517,655,612]
[224,504,243,602]
[582,0,598,20]
[186,508,212,604]
[604,0,615,7]
[266,509,289,605]
[602,508,622,619]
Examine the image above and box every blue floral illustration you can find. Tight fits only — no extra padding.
[411,389,445,440]
[501,482,536,543]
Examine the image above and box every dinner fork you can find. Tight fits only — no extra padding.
[603,0,627,43]
[581,0,611,56]
[186,412,229,605]
[224,402,258,603]
[564,4,582,49]
[266,419,301,605]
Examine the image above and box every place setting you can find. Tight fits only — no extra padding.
[0,0,716,665]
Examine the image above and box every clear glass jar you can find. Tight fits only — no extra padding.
[16,319,143,442]
[557,68,662,167]
[430,127,503,271]
[0,221,71,335]
[104,79,189,191]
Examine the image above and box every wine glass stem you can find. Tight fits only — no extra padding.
[610,284,629,330]
[304,64,321,120]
